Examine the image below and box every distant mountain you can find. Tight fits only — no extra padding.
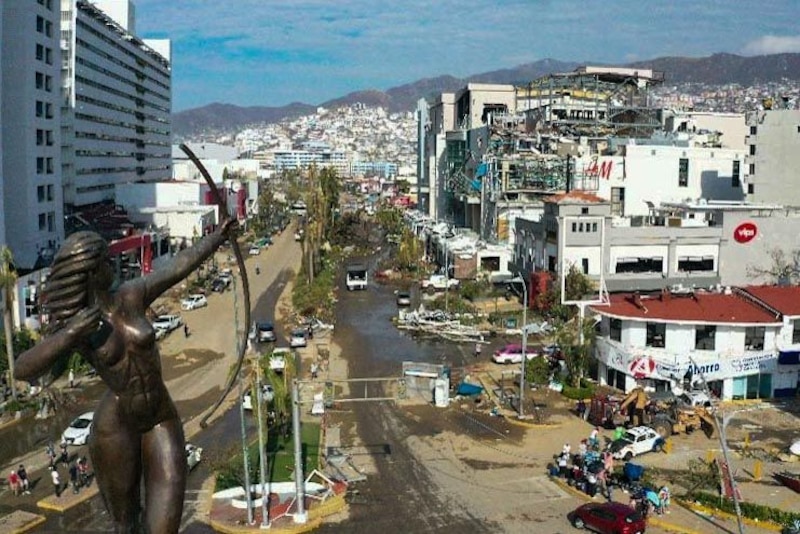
[172,53,800,137]
[628,52,800,85]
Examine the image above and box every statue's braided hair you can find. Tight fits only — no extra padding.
[42,231,108,328]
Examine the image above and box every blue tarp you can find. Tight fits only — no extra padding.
[470,178,482,191]
[476,163,488,177]
[456,382,484,396]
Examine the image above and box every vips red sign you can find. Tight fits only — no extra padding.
[733,222,757,244]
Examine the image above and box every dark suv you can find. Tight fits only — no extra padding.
[569,502,645,534]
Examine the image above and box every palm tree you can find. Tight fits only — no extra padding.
[1,246,18,401]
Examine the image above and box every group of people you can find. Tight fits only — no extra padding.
[551,427,615,500]
[550,427,672,516]
[7,464,30,496]
[50,456,91,498]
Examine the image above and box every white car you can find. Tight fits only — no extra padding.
[181,294,208,311]
[289,329,308,348]
[491,344,537,364]
[269,348,292,373]
[608,426,663,461]
[186,443,203,471]
[62,412,95,446]
[242,384,275,411]
[248,245,261,256]
[152,314,182,332]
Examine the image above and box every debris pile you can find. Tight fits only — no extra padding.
[396,308,489,344]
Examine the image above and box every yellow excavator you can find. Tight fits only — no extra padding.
[592,386,716,439]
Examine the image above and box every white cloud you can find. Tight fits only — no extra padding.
[742,35,800,55]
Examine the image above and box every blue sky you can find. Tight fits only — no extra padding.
[131,0,800,111]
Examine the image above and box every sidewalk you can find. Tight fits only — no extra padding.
[553,477,782,534]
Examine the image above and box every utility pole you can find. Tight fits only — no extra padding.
[255,363,270,529]
[234,276,254,524]
[689,357,745,534]
[291,377,307,524]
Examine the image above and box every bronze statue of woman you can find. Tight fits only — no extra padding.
[15,219,234,533]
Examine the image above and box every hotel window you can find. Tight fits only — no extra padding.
[45,47,52,65]
[45,103,53,118]
[46,158,53,174]
[46,130,53,146]
[47,212,55,232]
[45,75,52,92]
[36,129,44,146]
[47,184,54,201]
[36,100,44,117]
[581,207,589,215]
[748,184,755,195]
[35,72,44,89]
[36,43,44,61]
[38,213,46,231]
[732,161,740,188]
[678,158,689,187]
[646,322,666,348]
[793,321,800,344]
[37,186,46,202]
[36,157,44,174]
[36,15,44,33]
[678,255,714,272]
[750,126,757,135]
[609,318,622,342]
[695,325,716,350]
[749,163,755,175]
[749,145,756,156]
[745,326,765,350]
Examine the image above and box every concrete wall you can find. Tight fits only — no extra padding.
[718,209,800,286]
[116,181,208,210]
[745,110,800,207]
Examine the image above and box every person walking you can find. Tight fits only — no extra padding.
[78,457,91,487]
[17,464,30,494]
[51,466,62,498]
[44,443,56,469]
[59,440,69,465]
[68,369,75,388]
[8,470,20,496]
[310,362,319,380]
[183,324,189,338]
[69,462,80,494]
[474,342,482,359]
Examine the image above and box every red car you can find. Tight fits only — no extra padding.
[569,502,646,534]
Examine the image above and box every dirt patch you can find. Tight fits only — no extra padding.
[162,349,225,382]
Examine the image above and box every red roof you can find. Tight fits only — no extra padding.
[593,291,781,324]
[544,191,606,204]
[744,285,800,316]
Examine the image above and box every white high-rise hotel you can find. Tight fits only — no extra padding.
[0,0,171,270]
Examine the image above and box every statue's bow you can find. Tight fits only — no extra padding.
[179,144,251,428]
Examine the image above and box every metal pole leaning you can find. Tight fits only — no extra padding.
[519,275,528,418]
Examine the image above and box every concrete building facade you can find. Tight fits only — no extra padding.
[744,109,800,206]
[61,0,172,207]
[1,0,64,269]
[592,287,800,400]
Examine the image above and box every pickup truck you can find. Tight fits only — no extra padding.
[421,274,459,293]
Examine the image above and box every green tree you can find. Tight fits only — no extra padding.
[396,229,423,271]
[1,247,18,400]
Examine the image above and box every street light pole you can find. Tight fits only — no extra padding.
[233,276,254,524]
[519,274,528,419]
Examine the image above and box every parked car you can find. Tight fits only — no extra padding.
[62,412,95,446]
[608,426,663,461]
[290,329,308,348]
[218,269,233,284]
[396,291,412,306]
[242,384,275,411]
[186,443,203,471]
[491,344,537,364]
[181,294,208,311]
[211,278,228,293]
[568,502,646,534]
[248,245,261,256]
[255,322,277,343]
[152,314,182,332]
[269,348,292,373]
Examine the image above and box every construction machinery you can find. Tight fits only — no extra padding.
[589,387,716,439]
